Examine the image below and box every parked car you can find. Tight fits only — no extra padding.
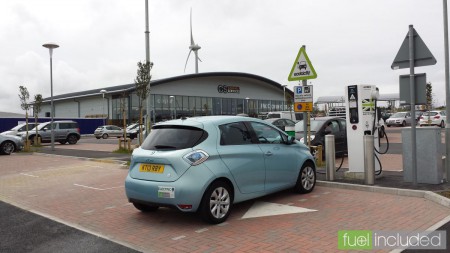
[94,125,123,139]
[327,106,346,118]
[419,110,447,128]
[380,112,392,122]
[385,112,412,127]
[266,111,303,121]
[1,122,38,136]
[264,118,296,131]
[0,135,24,155]
[125,116,316,224]
[295,116,347,158]
[127,124,145,140]
[21,120,80,145]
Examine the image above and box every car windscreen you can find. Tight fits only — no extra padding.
[140,125,208,150]
[296,120,326,132]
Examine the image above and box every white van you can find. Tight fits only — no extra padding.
[266,111,303,121]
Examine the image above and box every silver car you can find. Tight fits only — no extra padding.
[1,122,38,136]
[94,125,123,139]
[386,112,412,127]
[0,135,24,155]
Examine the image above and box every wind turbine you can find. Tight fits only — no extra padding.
[184,9,201,73]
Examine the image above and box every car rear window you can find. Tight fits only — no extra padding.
[423,112,438,116]
[141,125,208,150]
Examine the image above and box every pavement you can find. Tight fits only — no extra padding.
[1,129,450,252]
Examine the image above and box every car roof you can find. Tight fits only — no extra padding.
[155,116,267,129]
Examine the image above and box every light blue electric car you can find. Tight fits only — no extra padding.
[125,116,316,224]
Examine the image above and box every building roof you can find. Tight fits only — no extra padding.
[315,93,399,104]
[41,72,291,103]
[0,111,25,118]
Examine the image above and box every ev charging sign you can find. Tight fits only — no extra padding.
[294,85,313,112]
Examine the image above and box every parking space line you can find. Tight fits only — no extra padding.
[172,235,186,240]
[73,184,123,191]
[20,173,39,178]
[195,228,208,233]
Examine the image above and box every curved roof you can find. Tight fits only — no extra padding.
[42,72,292,102]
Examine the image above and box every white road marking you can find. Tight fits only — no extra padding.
[195,228,208,233]
[20,173,39,178]
[73,184,123,191]
[172,235,186,240]
[104,206,116,210]
[83,210,95,214]
[242,201,317,219]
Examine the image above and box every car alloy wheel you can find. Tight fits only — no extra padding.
[1,141,15,155]
[295,161,316,193]
[200,181,232,224]
[67,135,78,144]
[102,133,108,139]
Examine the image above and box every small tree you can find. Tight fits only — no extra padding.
[33,94,43,146]
[18,86,30,150]
[134,61,152,145]
[426,82,432,111]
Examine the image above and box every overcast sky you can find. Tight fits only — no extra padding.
[0,0,446,114]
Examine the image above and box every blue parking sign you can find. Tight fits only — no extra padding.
[296,87,302,94]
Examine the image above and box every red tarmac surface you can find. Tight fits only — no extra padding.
[0,130,449,252]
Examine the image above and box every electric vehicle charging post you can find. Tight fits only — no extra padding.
[345,85,381,180]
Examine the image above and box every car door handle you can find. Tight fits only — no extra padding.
[265,151,273,156]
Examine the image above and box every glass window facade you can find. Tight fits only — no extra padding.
[111,92,288,124]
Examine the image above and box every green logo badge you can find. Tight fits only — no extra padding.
[338,230,373,250]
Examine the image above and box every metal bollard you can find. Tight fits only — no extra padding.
[364,135,375,185]
[325,135,335,181]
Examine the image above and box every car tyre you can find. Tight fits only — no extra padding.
[402,121,406,127]
[441,121,445,128]
[67,135,78,145]
[294,161,316,194]
[102,133,108,139]
[132,202,159,212]
[200,181,233,224]
[59,141,66,145]
[0,141,15,155]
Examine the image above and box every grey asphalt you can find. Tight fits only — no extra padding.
[0,201,139,253]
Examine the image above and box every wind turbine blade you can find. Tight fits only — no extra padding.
[184,50,193,72]
[197,56,203,62]
[190,8,194,45]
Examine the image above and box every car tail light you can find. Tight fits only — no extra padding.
[77,128,80,133]
[420,116,424,119]
[183,150,209,166]
[434,115,440,119]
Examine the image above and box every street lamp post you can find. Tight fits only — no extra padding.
[245,97,250,115]
[169,95,175,119]
[100,89,107,125]
[43,43,59,151]
[282,85,287,110]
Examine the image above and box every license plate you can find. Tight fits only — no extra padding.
[139,164,164,173]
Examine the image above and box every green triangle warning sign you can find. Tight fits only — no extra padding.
[288,46,317,81]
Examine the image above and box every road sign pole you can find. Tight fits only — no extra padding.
[302,79,308,145]
[443,0,450,182]
[409,25,418,186]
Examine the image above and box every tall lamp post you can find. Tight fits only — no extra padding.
[245,97,250,115]
[282,85,287,110]
[43,43,59,151]
[100,89,107,125]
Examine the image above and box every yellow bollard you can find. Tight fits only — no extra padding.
[316,145,323,167]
